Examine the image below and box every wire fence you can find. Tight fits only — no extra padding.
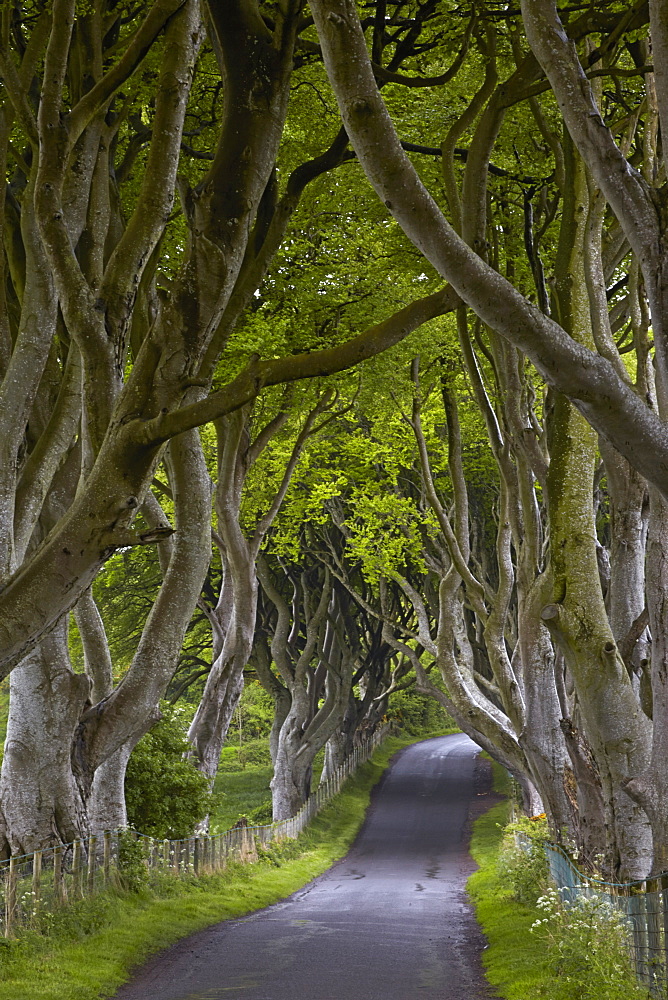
[1,724,389,938]
[545,842,668,997]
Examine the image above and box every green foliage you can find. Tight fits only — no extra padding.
[388,678,455,736]
[246,800,273,826]
[90,546,163,674]
[117,834,150,894]
[468,783,650,1000]
[1,893,115,950]
[468,799,554,999]
[125,705,212,840]
[260,323,499,592]
[232,681,275,743]
[217,682,275,776]
[530,888,648,1000]
[498,814,550,905]
[344,489,435,580]
[219,738,273,772]
[255,837,302,867]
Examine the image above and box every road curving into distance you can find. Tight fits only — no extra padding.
[113,733,500,1000]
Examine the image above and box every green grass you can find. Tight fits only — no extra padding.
[467,762,651,1000]
[212,746,326,830]
[211,762,274,830]
[467,798,553,998]
[0,734,414,1000]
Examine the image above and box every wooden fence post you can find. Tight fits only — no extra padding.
[54,844,65,904]
[32,849,42,914]
[5,857,17,937]
[193,838,200,876]
[661,877,668,990]
[644,878,661,989]
[87,835,97,895]
[103,832,111,887]
[72,839,83,898]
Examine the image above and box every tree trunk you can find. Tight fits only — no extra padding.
[626,491,668,871]
[87,743,133,833]
[516,587,575,838]
[0,430,211,850]
[539,140,652,879]
[321,700,356,783]
[543,393,652,878]
[601,442,649,682]
[269,633,355,822]
[0,620,89,855]
[269,684,291,769]
[187,551,257,788]
[271,718,314,823]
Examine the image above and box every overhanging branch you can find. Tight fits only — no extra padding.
[138,285,459,445]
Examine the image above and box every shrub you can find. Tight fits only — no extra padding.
[531,887,649,1000]
[232,682,274,740]
[125,703,212,839]
[245,799,273,825]
[387,682,454,736]
[117,833,150,893]
[219,738,273,772]
[498,813,550,904]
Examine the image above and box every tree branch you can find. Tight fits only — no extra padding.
[307,0,668,501]
[139,286,459,444]
[68,0,188,143]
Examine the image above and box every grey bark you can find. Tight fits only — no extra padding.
[0,620,89,856]
[188,398,333,812]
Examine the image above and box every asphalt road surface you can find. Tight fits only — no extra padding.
[113,733,500,1000]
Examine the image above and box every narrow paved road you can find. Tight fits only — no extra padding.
[113,734,499,1000]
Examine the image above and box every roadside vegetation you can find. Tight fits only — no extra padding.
[468,765,650,1000]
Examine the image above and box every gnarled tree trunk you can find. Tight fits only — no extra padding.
[0,621,89,856]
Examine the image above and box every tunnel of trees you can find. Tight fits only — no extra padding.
[1,0,667,881]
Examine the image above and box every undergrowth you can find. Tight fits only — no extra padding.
[468,763,651,1000]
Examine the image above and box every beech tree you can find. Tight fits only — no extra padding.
[7,0,668,881]
[186,389,341,812]
[254,539,401,819]
[305,0,668,876]
[0,0,457,851]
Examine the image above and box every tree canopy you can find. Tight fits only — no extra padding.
[2,0,668,880]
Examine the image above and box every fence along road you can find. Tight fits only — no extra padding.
[1,727,387,938]
[113,732,500,1000]
[545,842,668,997]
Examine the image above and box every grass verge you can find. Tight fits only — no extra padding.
[0,733,424,1000]
[467,797,553,998]
[467,763,651,1000]
[468,759,553,997]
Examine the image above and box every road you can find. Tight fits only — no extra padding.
[113,733,500,1000]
